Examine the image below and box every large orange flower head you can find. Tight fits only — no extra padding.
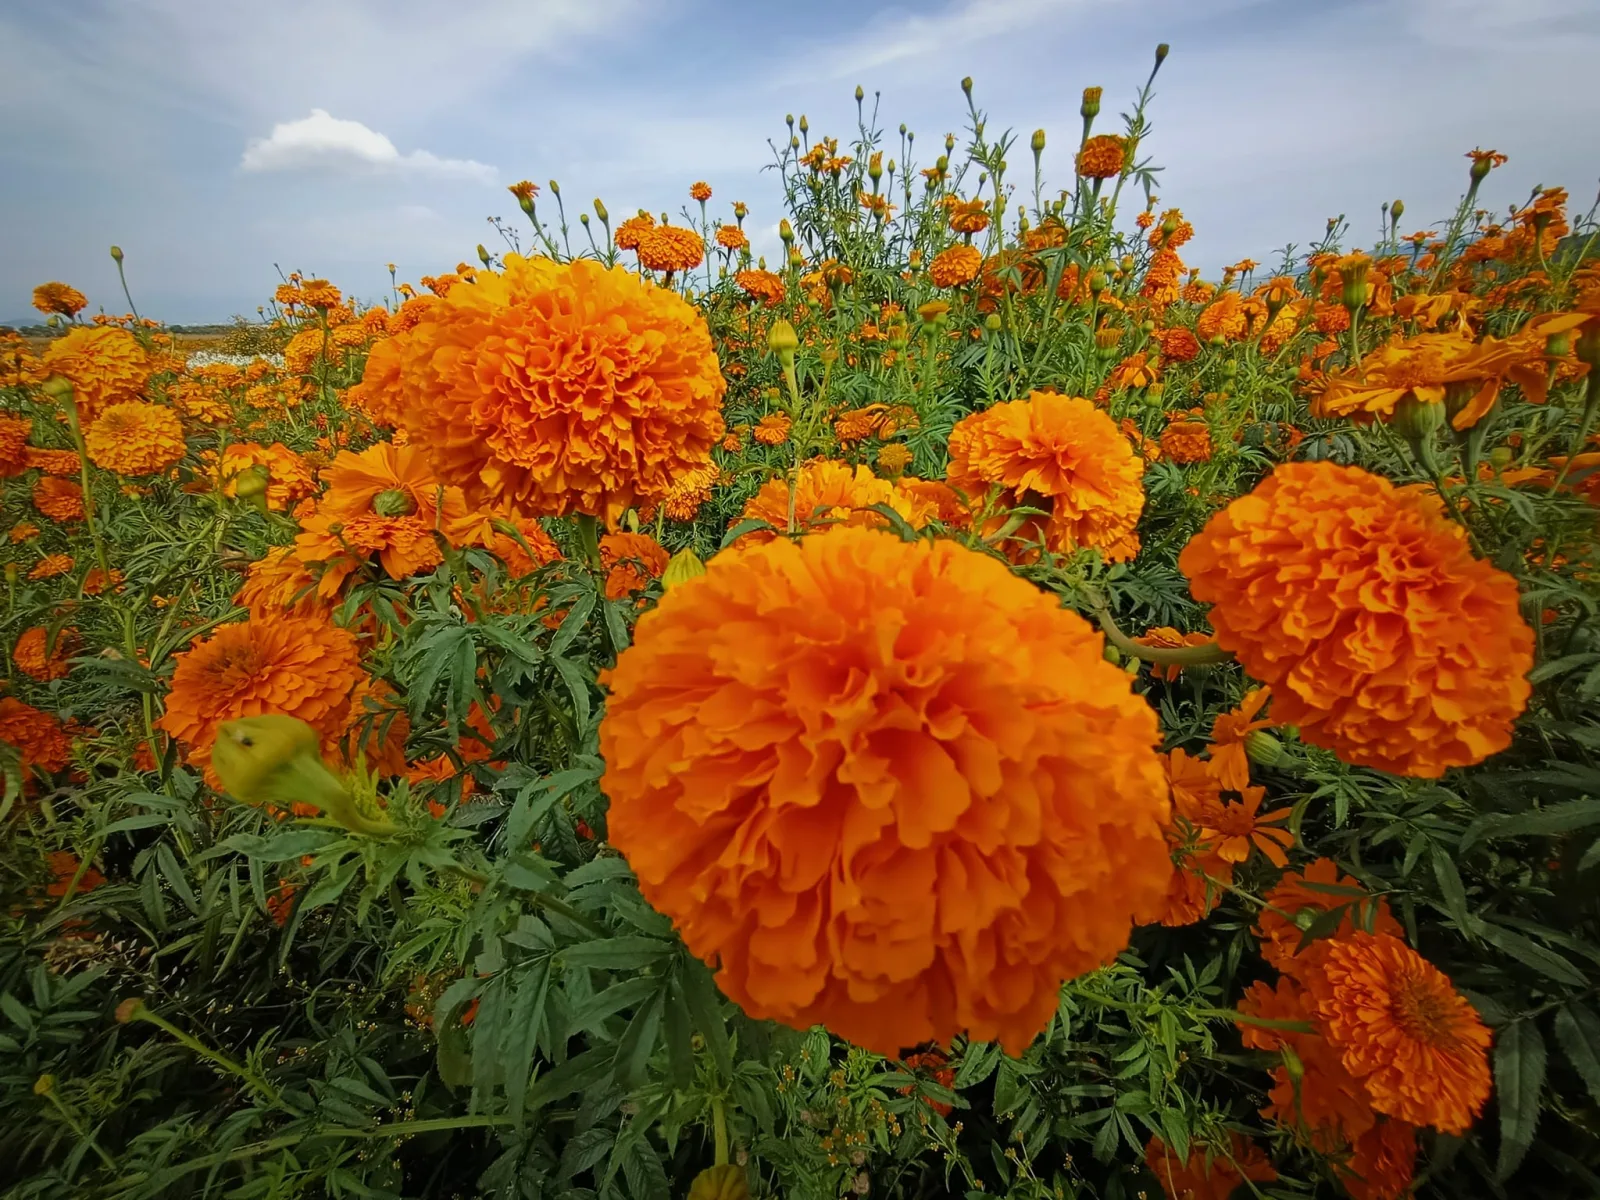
[738,460,918,540]
[366,255,726,523]
[947,391,1145,561]
[32,282,88,317]
[636,224,705,274]
[598,526,1172,1056]
[929,244,983,288]
[1305,932,1492,1134]
[157,613,365,786]
[0,697,72,781]
[33,477,84,522]
[0,414,30,477]
[84,402,186,475]
[40,326,153,421]
[1314,331,1545,431]
[1254,857,1403,978]
[212,442,316,512]
[1180,462,1533,777]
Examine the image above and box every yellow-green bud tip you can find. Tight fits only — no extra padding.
[109,245,124,262]
[114,998,145,1024]
[767,319,799,355]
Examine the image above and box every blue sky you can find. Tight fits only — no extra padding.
[2,0,1597,325]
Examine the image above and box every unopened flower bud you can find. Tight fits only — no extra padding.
[40,375,75,401]
[109,245,124,263]
[855,85,864,102]
[114,998,145,1024]
[1488,446,1514,469]
[1393,393,1446,442]
[34,1075,55,1096]
[1281,1043,1304,1084]
[373,489,415,517]
[1088,269,1108,295]
[1390,198,1404,222]
[477,244,491,267]
[767,319,799,358]
[1244,730,1284,768]
[234,464,271,500]
[1080,87,1102,120]
[785,114,794,128]
[661,548,707,591]
[984,313,1002,332]
[779,219,794,244]
[798,115,809,134]
[961,76,973,96]
[593,198,609,222]
[579,212,590,226]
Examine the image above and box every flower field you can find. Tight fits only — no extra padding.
[5,54,1600,1200]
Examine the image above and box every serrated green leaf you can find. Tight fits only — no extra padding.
[1495,1019,1545,1180]
[1462,798,1600,854]
[1431,847,1472,932]
[1554,1004,1600,1108]
[679,952,731,1084]
[560,937,671,971]
[612,985,665,1090]
[1474,920,1587,986]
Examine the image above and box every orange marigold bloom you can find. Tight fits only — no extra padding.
[946,391,1145,562]
[600,531,670,599]
[947,198,991,235]
[33,477,84,522]
[1180,462,1534,777]
[1140,249,1186,307]
[876,442,913,476]
[28,553,73,579]
[235,547,325,619]
[212,441,316,512]
[1144,1133,1277,1200]
[715,224,749,251]
[1254,858,1403,979]
[156,613,365,787]
[83,565,123,595]
[84,402,186,476]
[689,181,712,202]
[0,414,30,477]
[1306,932,1492,1134]
[753,412,792,446]
[1134,626,1213,682]
[1314,331,1548,431]
[370,255,726,523]
[636,225,705,274]
[14,625,78,681]
[598,527,1172,1055]
[614,212,655,250]
[735,269,785,306]
[1197,783,1294,867]
[1159,419,1212,464]
[1110,351,1160,390]
[738,459,914,539]
[40,327,153,421]
[1337,1119,1418,1200]
[1156,326,1201,363]
[1208,687,1274,790]
[25,447,82,476]
[32,281,88,317]
[0,697,72,781]
[929,244,983,288]
[1076,134,1126,180]
[1195,292,1248,343]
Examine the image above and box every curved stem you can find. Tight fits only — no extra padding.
[1089,596,1233,668]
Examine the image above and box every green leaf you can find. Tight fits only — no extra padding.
[154,843,199,914]
[1461,798,1600,854]
[662,980,696,1090]
[861,502,920,542]
[569,975,658,1031]
[720,518,773,548]
[1554,1004,1600,1108]
[1431,847,1472,932]
[1494,1019,1546,1180]
[551,592,597,657]
[502,961,551,1125]
[552,655,593,730]
[559,936,672,971]
[954,1041,1002,1089]
[612,985,665,1090]
[679,952,732,1084]
[524,1045,613,1113]
[1473,920,1587,986]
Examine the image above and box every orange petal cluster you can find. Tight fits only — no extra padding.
[598,526,1172,1056]
[84,402,186,476]
[355,255,725,523]
[1144,1132,1277,1200]
[1179,461,1533,777]
[39,327,153,421]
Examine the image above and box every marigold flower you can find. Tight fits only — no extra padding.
[1208,687,1273,790]
[1197,784,1294,867]
[601,531,670,599]
[753,412,792,446]
[1159,419,1212,463]
[1196,292,1248,343]
[637,224,706,274]
[689,181,712,202]
[735,269,786,306]
[0,415,30,477]
[1134,626,1212,681]
[28,553,73,579]
[157,613,365,787]
[14,626,78,681]
[210,442,315,512]
[946,391,1145,562]
[32,282,88,318]
[598,526,1172,1055]
[1109,351,1160,390]
[929,244,982,288]
[947,198,990,235]
[1144,1132,1277,1200]
[84,402,186,476]
[39,327,153,421]
[1254,858,1403,979]
[11,523,41,544]
[1076,135,1126,180]
[1314,331,1548,431]
[1305,932,1492,1134]
[876,442,913,476]
[715,224,749,251]
[0,697,72,781]
[33,477,84,523]
[83,566,123,595]
[1338,1119,1418,1200]
[738,460,913,539]
[1180,462,1534,777]
[25,447,82,476]
[369,255,725,523]
[614,212,655,250]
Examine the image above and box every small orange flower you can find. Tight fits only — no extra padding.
[25,447,81,476]
[0,415,31,476]
[689,181,712,202]
[0,697,73,782]
[1197,784,1294,867]
[715,224,749,251]
[600,531,670,600]
[1209,688,1273,790]
[1133,627,1212,681]
[1159,418,1212,464]
[1144,1132,1277,1200]
[33,477,85,523]
[1254,858,1403,979]
[1305,932,1492,1134]
[614,211,655,250]
[1076,135,1127,180]
[32,282,88,318]
[13,625,78,681]
[753,412,792,446]
[28,553,73,579]
[636,224,705,274]
[84,402,187,476]
[738,460,916,539]
[735,269,786,306]
[929,244,982,288]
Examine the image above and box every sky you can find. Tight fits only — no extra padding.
[2,0,1597,325]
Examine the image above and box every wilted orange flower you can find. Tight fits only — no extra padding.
[599,526,1171,1056]
[753,412,792,445]
[25,447,82,476]
[1144,1132,1277,1200]
[1254,858,1403,979]
[84,402,186,476]
[1110,351,1160,390]
[1076,135,1126,180]
[739,460,912,538]
[1181,462,1533,777]
[157,613,365,786]
[1306,932,1492,1134]
[14,625,78,681]
[40,327,153,421]
[1159,418,1212,463]
[600,531,670,599]
[929,244,982,288]
[0,697,72,782]
[1134,626,1213,681]
[33,477,84,522]
[735,269,785,306]
[28,553,73,579]
[636,224,705,274]
[1314,331,1548,431]
[0,414,30,476]
[32,282,88,317]
[369,255,725,523]
[946,390,1145,561]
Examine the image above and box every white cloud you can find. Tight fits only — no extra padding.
[240,109,496,182]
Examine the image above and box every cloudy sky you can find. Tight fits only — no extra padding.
[2,0,1596,324]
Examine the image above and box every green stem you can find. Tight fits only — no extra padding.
[130,1006,285,1109]
[1089,597,1234,668]
[572,513,603,571]
[60,391,113,583]
[40,1087,118,1171]
[711,1094,729,1166]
